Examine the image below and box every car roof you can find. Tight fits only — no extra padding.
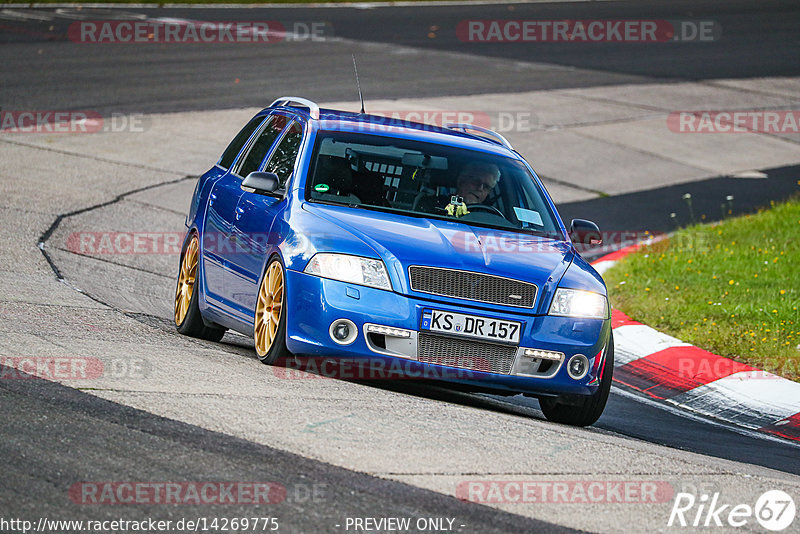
[261,97,520,159]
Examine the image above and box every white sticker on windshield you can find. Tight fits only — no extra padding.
[514,207,544,226]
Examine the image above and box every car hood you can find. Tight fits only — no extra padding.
[303,203,575,314]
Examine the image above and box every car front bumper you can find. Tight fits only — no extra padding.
[284,269,612,398]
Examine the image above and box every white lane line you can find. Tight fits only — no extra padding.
[0,9,54,21]
[53,8,90,20]
[0,8,147,23]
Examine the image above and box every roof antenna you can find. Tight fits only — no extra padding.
[352,54,365,114]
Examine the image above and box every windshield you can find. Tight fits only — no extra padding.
[305,131,563,238]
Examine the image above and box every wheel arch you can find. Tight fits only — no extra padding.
[180,227,213,321]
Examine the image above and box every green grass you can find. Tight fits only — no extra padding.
[603,196,800,381]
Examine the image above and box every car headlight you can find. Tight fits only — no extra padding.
[304,253,392,291]
[549,288,607,319]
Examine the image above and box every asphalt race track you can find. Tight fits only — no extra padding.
[2,0,800,114]
[1,1,800,533]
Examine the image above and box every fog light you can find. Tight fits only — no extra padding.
[567,354,589,380]
[329,319,357,345]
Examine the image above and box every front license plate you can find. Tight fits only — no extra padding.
[420,309,521,344]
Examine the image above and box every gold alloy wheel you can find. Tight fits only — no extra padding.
[255,261,284,357]
[174,236,198,326]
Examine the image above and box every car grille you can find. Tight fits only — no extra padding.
[408,266,537,308]
[417,333,517,375]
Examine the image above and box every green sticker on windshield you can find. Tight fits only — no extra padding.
[315,184,330,193]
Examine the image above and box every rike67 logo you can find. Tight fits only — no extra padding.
[668,490,796,531]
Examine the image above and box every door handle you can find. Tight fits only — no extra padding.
[209,192,217,206]
[235,206,244,220]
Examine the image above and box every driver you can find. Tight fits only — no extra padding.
[417,162,500,215]
[455,162,500,205]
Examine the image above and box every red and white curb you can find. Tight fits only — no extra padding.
[592,243,800,444]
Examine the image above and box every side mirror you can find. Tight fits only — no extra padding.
[570,219,603,247]
[242,172,280,195]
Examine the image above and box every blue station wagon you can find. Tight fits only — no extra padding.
[174,97,614,426]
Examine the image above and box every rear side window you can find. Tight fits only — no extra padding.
[218,115,265,170]
[237,115,289,178]
[265,121,303,187]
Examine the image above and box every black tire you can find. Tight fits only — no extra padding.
[254,257,292,365]
[174,234,226,342]
[540,332,614,427]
